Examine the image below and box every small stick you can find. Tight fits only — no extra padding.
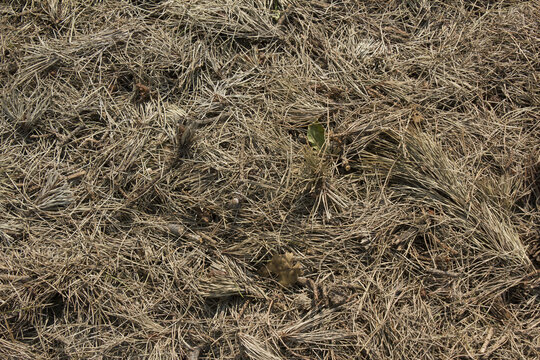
[481,334,507,359]
[426,268,460,278]
[65,170,86,180]
[480,327,494,355]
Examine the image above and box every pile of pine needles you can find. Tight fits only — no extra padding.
[1,0,539,359]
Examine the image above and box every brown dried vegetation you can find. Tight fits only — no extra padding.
[1,0,539,359]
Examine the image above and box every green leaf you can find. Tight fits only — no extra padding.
[270,9,281,21]
[307,122,326,151]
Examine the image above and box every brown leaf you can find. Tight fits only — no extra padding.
[410,104,424,126]
[260,252,302,287]
[135,82,150,102]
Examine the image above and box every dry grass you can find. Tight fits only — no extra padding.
[1,0,539,359]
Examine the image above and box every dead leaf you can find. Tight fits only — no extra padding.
[135,82,150,102]
[410,104,424,126]
[259,253,302,287]
[166,223,185,237]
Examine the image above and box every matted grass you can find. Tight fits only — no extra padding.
[1,1,539,359]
